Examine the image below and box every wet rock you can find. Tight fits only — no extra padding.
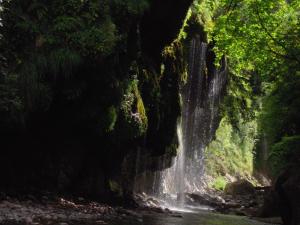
[224,180,255,196]
[164,208,171,213]
[248,200,258,207]
[146,197,160,208]
[258,189,281,218]
[211,182,269,218]
[185,193,223,207]
[155,207,165,214]
[225,202,240,208]
[78,197,85,202]
[171,213,183,218]
[215,196,226,204]
[231,209,247,216]
[274,166,300,225]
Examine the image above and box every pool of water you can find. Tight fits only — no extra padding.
[108,209,274,225]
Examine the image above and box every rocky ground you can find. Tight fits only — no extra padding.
[0,180,283,225]
[184,187,282,224]
[133,180,283,224]
[0,192,184,225]
[0,193,140,225]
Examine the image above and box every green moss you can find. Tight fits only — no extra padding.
[109,179,123,197]
[135,38,186,156]
[105,106,118,132]
[119,76,148,138]
[156,40,184,155]
[133,80,148,133]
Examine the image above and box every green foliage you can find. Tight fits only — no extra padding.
[256,70,300,175]
[0,0,122,117]
[260,72,300,144]
[0,0,184,165]
[268,135,300,175]
[48,48,82,78]
[195,0,300,177]
[0,0,149,130]
[16,49,82,111]
[205,116,258,178]
[112,0,149,15]
[221,71,259,127]
[211,176,227,191]
[0,73,24,128]
[204,0,300,76]
[1,0,119,58]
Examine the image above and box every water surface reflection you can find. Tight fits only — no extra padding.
[109,210,274,225]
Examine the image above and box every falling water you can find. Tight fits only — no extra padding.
[159,123,185,207]
[132,36,227,208]
[156,36,227,207]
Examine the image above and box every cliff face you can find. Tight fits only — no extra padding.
[141,0,193,61]
[0,0,192,201]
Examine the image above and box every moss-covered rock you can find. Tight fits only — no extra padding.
[0,0,193,200]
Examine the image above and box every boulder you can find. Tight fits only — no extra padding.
[224,180,255,196]
[258,165,300,225]
[275,166,300,225]
[185,193,224,207]
[258,189,281,218]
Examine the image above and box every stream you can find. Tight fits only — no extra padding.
[108,209,274,225]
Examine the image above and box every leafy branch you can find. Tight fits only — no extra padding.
[253,2,300,63]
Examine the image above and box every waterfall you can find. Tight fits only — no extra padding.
[159,123,185,207]
[132,36,227,209]
[155,36,227,206]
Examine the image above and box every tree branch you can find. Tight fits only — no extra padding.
[253,2,300,64]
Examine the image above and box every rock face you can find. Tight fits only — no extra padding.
[257,149,300,225]
[141,0,193,61]
[275,166,300,225]
[258,164,300,225]
[0,0,193,202]
[224,180,255,196]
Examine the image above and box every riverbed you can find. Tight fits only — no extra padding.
[0,195,278,225]
[107,209,275,225]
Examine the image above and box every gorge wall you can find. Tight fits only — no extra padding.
[0,0,192,202]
